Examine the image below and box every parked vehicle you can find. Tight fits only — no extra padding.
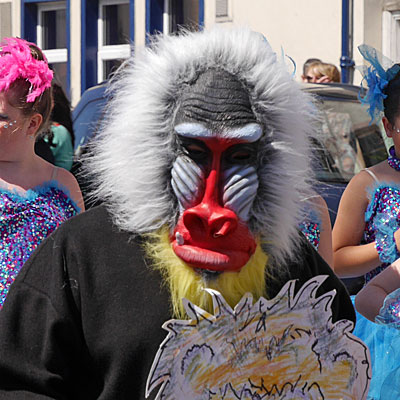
[72,81,108,155]
[305,82,390,294]
[304,82,390,224]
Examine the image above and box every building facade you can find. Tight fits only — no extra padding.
[1,0,400,105]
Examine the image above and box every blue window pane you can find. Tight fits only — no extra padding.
[42,9,66,49]
[171,0,199,33]
[49,62,68,98]
[103,4,130,45]
[104,59,124,81]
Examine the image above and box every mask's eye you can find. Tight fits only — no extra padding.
[178,136,210,163]
[229,150,252,162]
[185,143,208,159]
[225,143,258,165]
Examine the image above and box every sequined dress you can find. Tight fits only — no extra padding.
[356,288,400,399]
[352,183,400,399]
[299,209,321,250]
[363,184,400,283]
[0,183,78,307]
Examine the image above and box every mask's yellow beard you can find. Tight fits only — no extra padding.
[143,228,268,319]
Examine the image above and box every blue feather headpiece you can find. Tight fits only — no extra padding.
[358,44,400,123]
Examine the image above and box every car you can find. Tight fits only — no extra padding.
[72,81,108,155]
[72,81,390,293]
[302,82,390,224]
[303,82,390,294]
[73,82,390,206]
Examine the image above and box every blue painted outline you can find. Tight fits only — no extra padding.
[198,0,204,28]
[66,0,70,96]
[130,0,135,41]
[80,0,87,93]
[145,0,151,39]
[80,0,99,93]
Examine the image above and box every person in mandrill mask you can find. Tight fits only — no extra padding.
[0,28,355,399]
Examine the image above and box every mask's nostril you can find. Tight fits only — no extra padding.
[212,221,233,237]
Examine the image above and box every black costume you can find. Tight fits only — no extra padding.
[0,206,355,399]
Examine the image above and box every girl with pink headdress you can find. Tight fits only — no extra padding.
[0,37,84,307]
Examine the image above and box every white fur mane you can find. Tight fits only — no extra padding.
[86,27,318,266]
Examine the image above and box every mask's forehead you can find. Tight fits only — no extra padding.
[175,68,258,130]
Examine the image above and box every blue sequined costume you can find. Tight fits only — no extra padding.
[0,183,78,307]
[356,289,400,400]
[352,183,400,399]
[299,209,321,250]
[364,184,400,283]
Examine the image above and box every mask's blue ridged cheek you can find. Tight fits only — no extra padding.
[171,155,205,212]
[222,165,259,222]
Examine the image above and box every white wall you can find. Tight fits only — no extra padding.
[206,0,343,82]
[203,0,388,86]
[134,0,146,48]
[70,0,81,106]
[0,0,20,37]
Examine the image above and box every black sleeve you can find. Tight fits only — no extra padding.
[0,234,97,399]
[266,234,356,325]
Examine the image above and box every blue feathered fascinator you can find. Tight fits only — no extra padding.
[358,44,400,123]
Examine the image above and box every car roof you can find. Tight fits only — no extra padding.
[300,82,361,101]
[73,82,108,120]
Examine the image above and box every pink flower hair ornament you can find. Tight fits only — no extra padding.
[0,37,53,103]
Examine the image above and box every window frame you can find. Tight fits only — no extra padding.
[36,1,68,64]
[97,0,131,83]
[382,10,400,63]
[146,0,204,38]
[215,0,232,23]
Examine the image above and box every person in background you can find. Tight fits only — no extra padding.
[299,193,333,267]
[0,37,84,307]
[301,57,322,82]
[333,44,400,399]
[44,82,75,170]
[305,61,341,83]
[355,258,400,398]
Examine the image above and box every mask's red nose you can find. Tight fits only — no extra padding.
[183,204,238,238]
[182,167,238,239]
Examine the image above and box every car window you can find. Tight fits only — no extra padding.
[73,96,108,154]
[314,98,391,183]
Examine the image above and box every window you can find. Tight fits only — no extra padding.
[315,99,388,183]
[37,1,68,91]
[383,10,400,63]
[97,0,131,83]
[169,0,199,33]
[147,0,202,36]
[215,0,232,22]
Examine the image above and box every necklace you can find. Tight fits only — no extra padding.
[388,146,400,171]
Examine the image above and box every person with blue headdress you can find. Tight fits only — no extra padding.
[333,44,400,399]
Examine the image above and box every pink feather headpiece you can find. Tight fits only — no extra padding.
[0,37,53,103]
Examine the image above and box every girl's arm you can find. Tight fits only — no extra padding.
[355,258,400,322]
[332,170,381,277]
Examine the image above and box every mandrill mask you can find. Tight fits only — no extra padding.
[88,27,317,316]
[171,68,260,273]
